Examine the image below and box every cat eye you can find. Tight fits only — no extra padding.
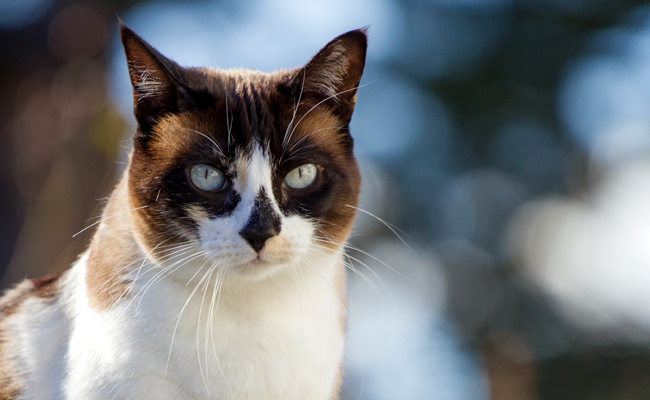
[189,164,227,191]
[284,163,318,190]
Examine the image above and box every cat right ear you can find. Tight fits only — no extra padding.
[120,21,192,136]
[291,29,368,123]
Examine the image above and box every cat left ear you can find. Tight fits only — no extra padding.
[292,29,368,122]
[120,21,196,136]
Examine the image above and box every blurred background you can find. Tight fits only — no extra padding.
[4,0,650,398]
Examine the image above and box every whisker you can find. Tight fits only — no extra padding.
[284,139,346,163]
[129,237,178,298]
[225,82,232,150]
[92,241,198,304]
[346,204,414,253]
[284,80,375,155]
[315,237,417,284]
[197,266,216,398]
[282,69,306,153]
[103,254,201,325]
[288,125,345,153]
[72,204,150,238]
[307,244,390,305]
[134,250,207,307]
[165,261,218,377]
[185,128,225,158]
[207,266,234,394]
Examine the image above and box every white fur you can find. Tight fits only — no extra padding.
[6,145,345,399]
[4,280,71,399]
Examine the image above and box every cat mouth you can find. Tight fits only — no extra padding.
[250,254,265,263]
[237,249,297,271]
[235,250,274,266]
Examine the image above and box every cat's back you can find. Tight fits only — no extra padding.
[0,270,73,399]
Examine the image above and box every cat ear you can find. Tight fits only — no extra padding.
[293,29,368,122]
[120,21,195,136]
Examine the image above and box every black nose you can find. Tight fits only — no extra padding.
[239,190,281,253]
[239,224,279,253]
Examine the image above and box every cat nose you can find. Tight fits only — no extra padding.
[239,190,281,253]
[239,222,280,253]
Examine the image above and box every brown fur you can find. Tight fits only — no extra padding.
[0,348,20,400]
[86,177,143,310]
[0,274,62,318]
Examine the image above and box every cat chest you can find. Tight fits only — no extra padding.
[98,277,345,399]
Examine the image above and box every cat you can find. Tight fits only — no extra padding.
[0,21,366,400]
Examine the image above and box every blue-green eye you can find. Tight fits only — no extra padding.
[284,163,318,189]
[190,164,226,191]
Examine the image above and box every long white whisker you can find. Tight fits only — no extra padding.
[72,204,150,238]
[129,237,177,298]
[307,244,389,304]
[197,267,215,398]
[282,69,306,152]
[346,204,414,253]
[165,261,218,377]
[93,242,197,305]
[316,238,417,284]
[133,250,207,308]
[207,266,234,394]
[288,125,345,153]
[225,82,232,150]
[107,249,206,325]
[185,128,225,158]
[283,139,346,162]
[284,80,375,155]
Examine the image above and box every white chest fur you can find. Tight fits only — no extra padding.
[55,252,345,400]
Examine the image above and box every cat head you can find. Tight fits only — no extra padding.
[120,22,366,278]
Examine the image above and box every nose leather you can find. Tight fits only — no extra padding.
[239,189,281,253]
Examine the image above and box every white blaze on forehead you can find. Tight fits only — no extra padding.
[231,144,280,223]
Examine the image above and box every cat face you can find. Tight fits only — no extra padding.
[120,24,366,278]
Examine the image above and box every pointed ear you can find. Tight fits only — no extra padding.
[120,21,196,136]
[292,29,367,122]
